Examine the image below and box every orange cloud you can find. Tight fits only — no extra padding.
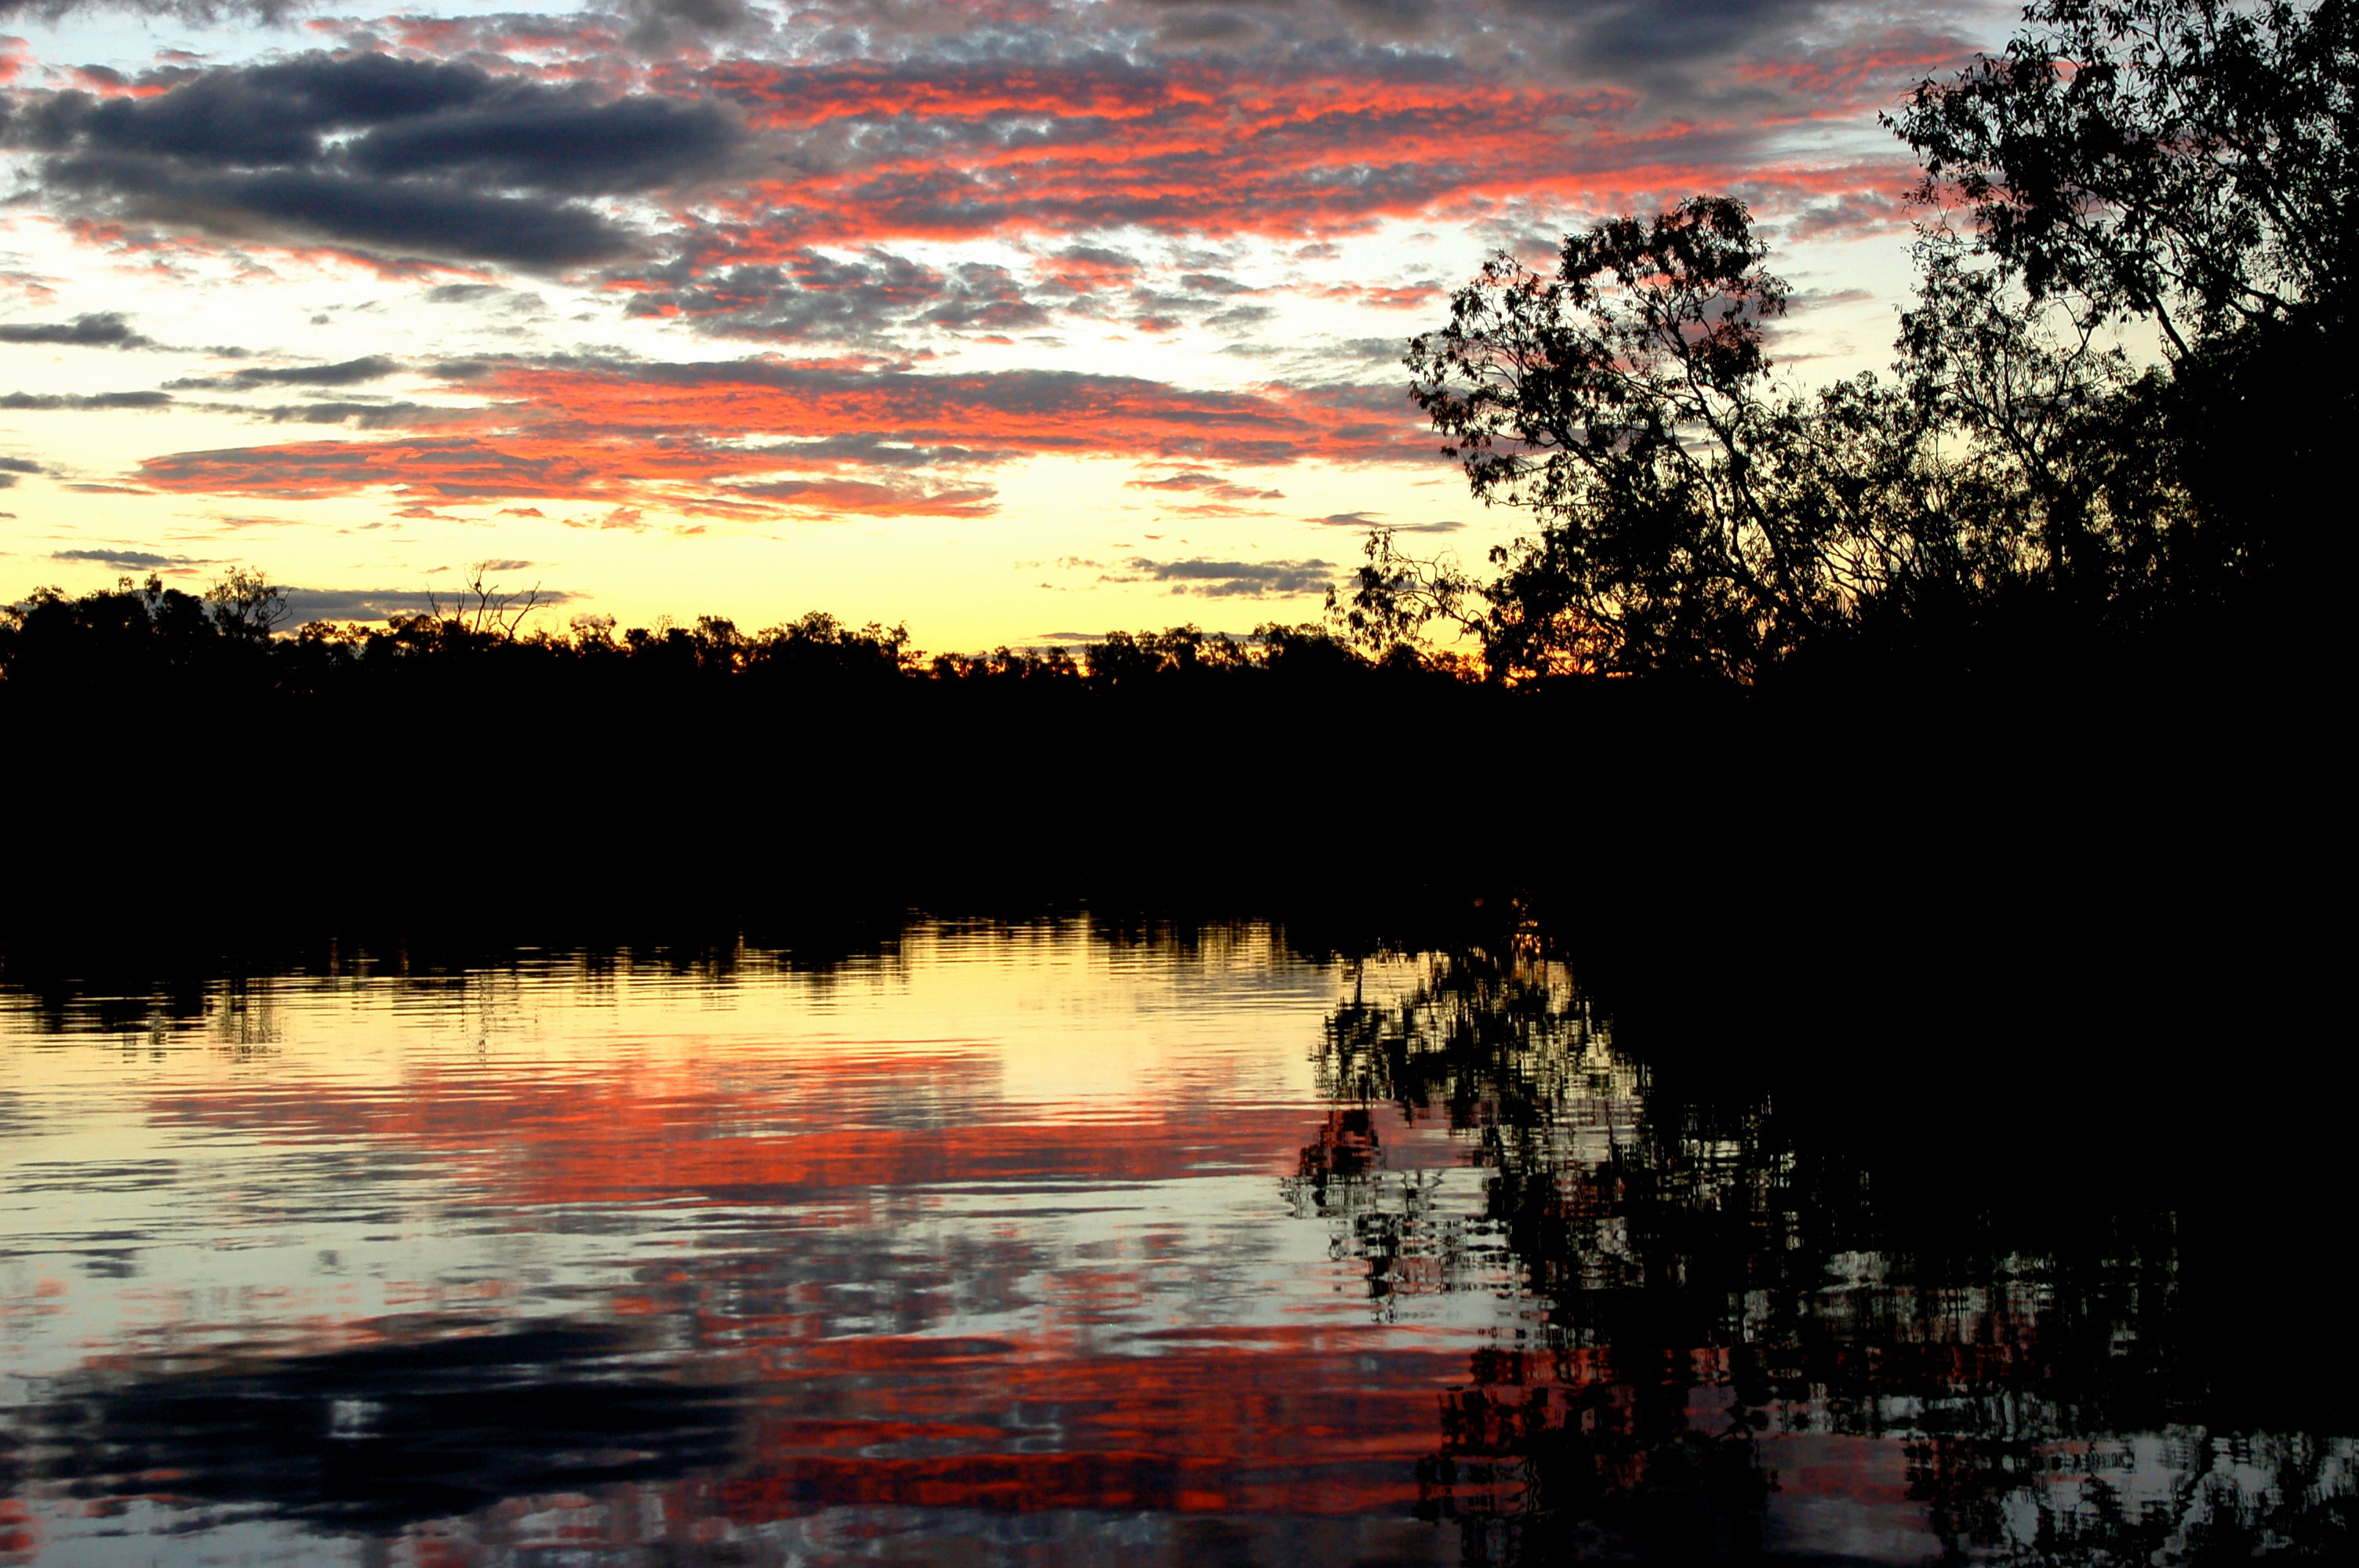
[645,60,1646,245]
[129,360,1427,514]
[1736,30,1984,119]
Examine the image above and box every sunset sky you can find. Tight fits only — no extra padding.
[0,0,1999,649]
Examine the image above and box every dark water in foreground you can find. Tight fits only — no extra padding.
[1,922,2348,1565]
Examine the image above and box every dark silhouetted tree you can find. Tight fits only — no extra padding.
[203,567,290,641]
[1390,198,2063,681]
[1890,0,2356,626]
[1400,198,1823,681]
[1891,0,2354,351]
[1376,3,2352,684]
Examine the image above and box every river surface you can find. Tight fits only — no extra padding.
[0,920,2348,1565]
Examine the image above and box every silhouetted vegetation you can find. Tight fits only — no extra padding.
[0,564,1426,703]
[1351,0,2352,685]
[0,560,1503,941]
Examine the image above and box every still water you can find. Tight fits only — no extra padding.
[1,920,2348,1565]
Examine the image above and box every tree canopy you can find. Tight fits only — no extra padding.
[1891,0,2355,350]
[1365,0,2349,684]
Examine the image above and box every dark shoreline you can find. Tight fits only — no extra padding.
[8,655,2332,1129]
[10,653,2324,972]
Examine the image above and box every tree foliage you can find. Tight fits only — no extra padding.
[1374,0,2347,684]
[1893,0,2357,604]
[1390,200,2028,681]
[0,571,1414,704]
[1890,0,2355,349]
[1401,198,1826,681]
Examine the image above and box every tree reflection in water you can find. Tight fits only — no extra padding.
[1284,952,2355,1564]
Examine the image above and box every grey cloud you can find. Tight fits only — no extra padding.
[0,390,171,408]
[1312,510,1460,532]
[1125,0,1849,122]
[618,0,761,48]
[755,434,1020,468]
[0,456,41,473]
[245,401,440,427]
[1329,336,1412,362]
[917,263,1052,333]
[624,248,1052,344]
[1503,0,1830,82]
[8,52,741,270]
[1056,245,1138,270]
[50,547,202,569]
[733,477,998,514]
[1130,470,1285,502]
[348,96,737,195]
[1154,9,1270,44]
[168,356,401,390]
[623,248,942,342]
[45,158,644,268]
[1206,305,1276,330]
[1774,191,1912,244]
[1253,333,1418,382]
[1109,556,1336,597]
[0,311,153,349]
[1802,286,1875,305]
[11,53,492,162]
[1118,287,1260,333]
[282,586,576,622]
[1335,0,1434,32]
[0,0,302,18]
[1178,0,1830,78]
[227,355,399,388]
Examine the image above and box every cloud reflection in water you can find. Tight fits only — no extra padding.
[0,924,2350,1566]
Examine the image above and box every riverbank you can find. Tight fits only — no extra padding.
[8,655,2332,1141]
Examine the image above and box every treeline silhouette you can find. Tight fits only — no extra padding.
[0,554,2321,1085]
[0,566,1407,702]
[0,566,1503,941]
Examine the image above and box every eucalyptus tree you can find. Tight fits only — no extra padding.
[1380,199,1974,681]
[1368,2,2348,681]
[1893,0,2355,612]
[1892,0,2355,352]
